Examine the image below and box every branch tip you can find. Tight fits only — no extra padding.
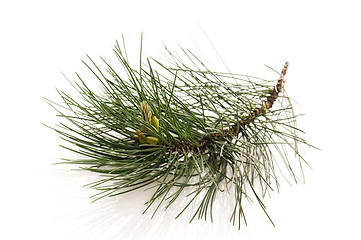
[281,61,289,79]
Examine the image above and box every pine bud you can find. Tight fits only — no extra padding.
[133,134,140,143]
[137,132,148,144]
[140,101,152,123]
[146,136,159,145]
[134,102,160,145]
[151,115,159,132]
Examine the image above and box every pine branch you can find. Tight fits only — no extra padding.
[46,37,316,228]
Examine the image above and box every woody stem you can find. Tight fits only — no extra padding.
[169,62,289,152]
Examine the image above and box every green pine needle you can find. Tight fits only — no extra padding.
[45,36,317,228]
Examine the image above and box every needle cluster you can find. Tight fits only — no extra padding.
[46,38,315,228]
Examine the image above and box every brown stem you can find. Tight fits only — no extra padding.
[169,62,289,152]
[226,61,288,135]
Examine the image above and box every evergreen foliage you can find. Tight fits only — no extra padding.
[46,37,315,228]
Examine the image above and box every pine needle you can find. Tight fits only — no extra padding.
[45,36,317,228]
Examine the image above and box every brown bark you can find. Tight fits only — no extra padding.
[170,62,289,152]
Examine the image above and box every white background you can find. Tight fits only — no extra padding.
[1,0,360,239]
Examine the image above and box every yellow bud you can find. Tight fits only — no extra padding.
[138,132,148,144]
[133,135,139,142]
[146,136,159,145]
[151,115,159,132]
[140,101,152,123]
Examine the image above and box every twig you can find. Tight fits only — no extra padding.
[170,62,289,152]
